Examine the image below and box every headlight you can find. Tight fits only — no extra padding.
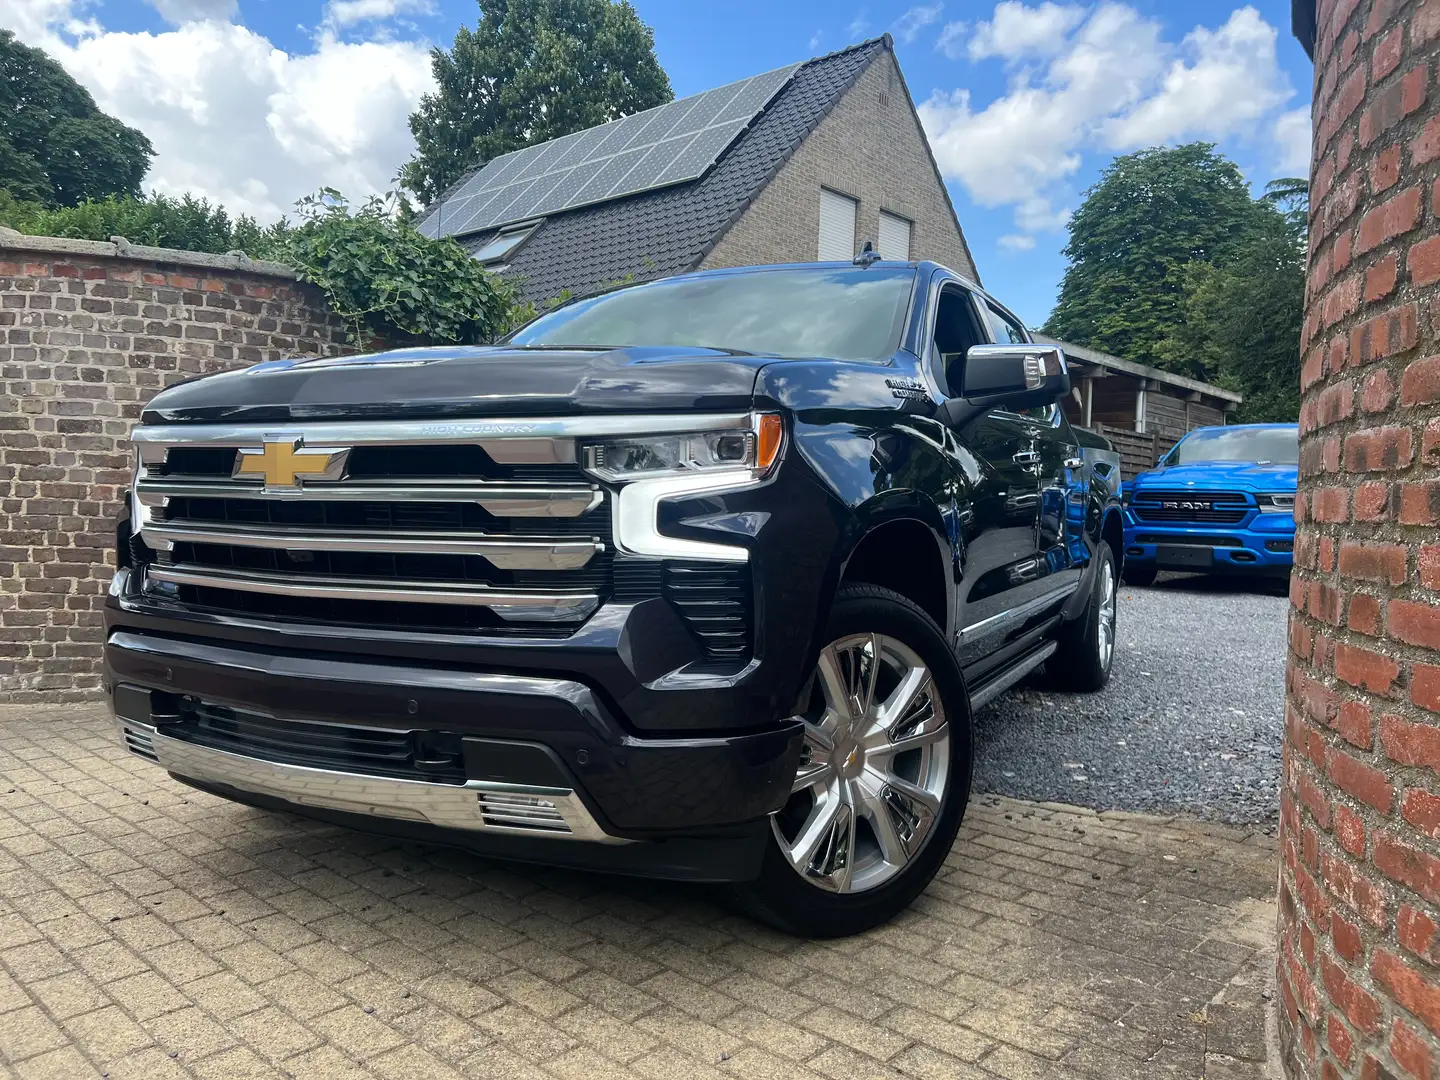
[1257,493,1295,513]
[582,414,783,483]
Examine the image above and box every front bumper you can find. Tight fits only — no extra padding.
[1122,512,1294,575]
[105,626,804,881]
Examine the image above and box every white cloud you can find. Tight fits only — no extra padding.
[146,0,236,25]
[3,2,433,222]
[327,0,434,28]
[998,234,1036,251]
[1271,106,1312,176]
[966,1,1083,61]
[1103,7,1290,149]
[809,30,823,51]
[847,11,869,39]
[892,3,942,45]
[935,21,967,59]
[919,2,1303,241]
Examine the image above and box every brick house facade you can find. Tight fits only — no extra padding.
[0,232,346,702]
[701,49,975,276]
[1280,1,1440,1077]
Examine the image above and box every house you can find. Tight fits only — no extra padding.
[416,35,977,302]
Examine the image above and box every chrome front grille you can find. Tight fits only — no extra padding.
[130,420,611,631]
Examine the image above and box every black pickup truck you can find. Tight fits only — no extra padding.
[106,260,1124,935]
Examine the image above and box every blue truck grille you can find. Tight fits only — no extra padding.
[1131,490,1250,524]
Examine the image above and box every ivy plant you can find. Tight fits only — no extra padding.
[279,190,514,348]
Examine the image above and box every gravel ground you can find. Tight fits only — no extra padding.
[972,572,1288,824]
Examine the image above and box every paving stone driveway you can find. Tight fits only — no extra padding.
[0,704,1279,1080]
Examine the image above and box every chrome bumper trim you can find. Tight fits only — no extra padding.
[115,718,624,844]
[134,479,603,518]
[145,565,600,623]
[141,523,601,569]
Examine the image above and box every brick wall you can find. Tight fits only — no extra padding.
[0,230,346,703]
[1280,1,1440,1077]
[701,50,979,281]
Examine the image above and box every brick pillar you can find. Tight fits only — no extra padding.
[1280,1,1440,1077]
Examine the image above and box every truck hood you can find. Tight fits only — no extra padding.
[1133,461,1298,491]
[141,344,789,424]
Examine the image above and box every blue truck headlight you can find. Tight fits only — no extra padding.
[1256,493,1295,513]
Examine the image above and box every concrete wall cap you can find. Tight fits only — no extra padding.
[0,228,298,280]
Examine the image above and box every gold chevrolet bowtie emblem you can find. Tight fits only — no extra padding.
[233,437,350,490]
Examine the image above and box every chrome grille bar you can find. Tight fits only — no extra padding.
[142,522,600,569]
[146,565,599,623]
[135,479,602,518]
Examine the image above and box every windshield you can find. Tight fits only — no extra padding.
[1167,427,1299,465]
[509,267,915,362]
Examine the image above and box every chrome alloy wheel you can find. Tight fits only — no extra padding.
[772,634,950,894]
[1097,558,1117,672]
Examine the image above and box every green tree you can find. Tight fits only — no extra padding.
[1043,143,1261,371]
[401,0,672,205]
[0,31,153,207]
[0,191,289,255]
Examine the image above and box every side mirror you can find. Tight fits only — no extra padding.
[940,344,1071,429]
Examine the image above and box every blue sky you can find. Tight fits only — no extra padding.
[6,0,1313,325]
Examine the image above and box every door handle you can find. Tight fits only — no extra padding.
[1012,450,1040,464]
[1064,457,1084,469]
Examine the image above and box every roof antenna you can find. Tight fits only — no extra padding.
[853,240,880,267]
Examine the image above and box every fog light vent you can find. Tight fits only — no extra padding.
[121,724,158,762]
[477,791,573,834]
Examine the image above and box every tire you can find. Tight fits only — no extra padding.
[1049,545,1118,692]
[732,584,972,937]
[1122,562,1157,587]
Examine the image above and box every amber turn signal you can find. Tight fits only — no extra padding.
[756,413,783,472]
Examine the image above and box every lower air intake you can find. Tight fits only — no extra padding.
[477,791,574,834]
[121,724,158,762]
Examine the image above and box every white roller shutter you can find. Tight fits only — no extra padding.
[818,188,857,261]
[878,211,912,260]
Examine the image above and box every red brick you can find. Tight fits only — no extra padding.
[1402,354,1440,405]
[1392,600,1440,649]
[1403,790,1440,841]
[1415,665,1440,714]
[1375,832,1440,905]
[1357,187,1424,254]
[1330,1012,1357,1065]
[1374,948,1440,1036]
[1327,273,1364,329]
[1391,1017,1434,1080]
[1382,713,1440,772]
[1338,699,1375,748]
[1372,23,1403,81]
[1409,237,1440,287]
[1413,112,1440,166]
[1361,66,1429,145]
[1336,642,1401,694]
[1321,535,1339,571]
[1328,747,1395,813]
[1344,426,1415,471]
[1350,593,1383,636]
[1334,911,1366,963]
[1354,481,1392,521]
[1420,0,1440,46]
[1400,482,1440,525]
[1425,418,1440,463]
[1300,765,1334,830]
[1325,850,1391,927]
[1323,954,1384,1035]
[1361,366,1395,409]
[1313,486,1351,523]
[1351,303,1419,363]
[1339,541,1408,584]
[1365,254,1398,301]
[1336,803,1368,857]
[1422,545,1440,591]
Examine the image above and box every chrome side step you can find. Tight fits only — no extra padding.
[967,641,1058,713]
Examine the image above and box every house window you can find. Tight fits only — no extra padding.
[818,188,857,261]
[878,211,912,260]
[472,222,539,266]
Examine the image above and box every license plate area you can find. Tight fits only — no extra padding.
[1157,545,1215,569]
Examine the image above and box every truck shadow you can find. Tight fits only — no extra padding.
[1137,571,1290,599]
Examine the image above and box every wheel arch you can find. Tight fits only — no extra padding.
[835,510,952,639]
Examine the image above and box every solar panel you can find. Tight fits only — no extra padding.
[417,61,801,238]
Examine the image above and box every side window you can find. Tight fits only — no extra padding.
[930,286,988,397]
[986,302,1028,345]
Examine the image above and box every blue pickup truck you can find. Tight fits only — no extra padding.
[1121,423,1298,586]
